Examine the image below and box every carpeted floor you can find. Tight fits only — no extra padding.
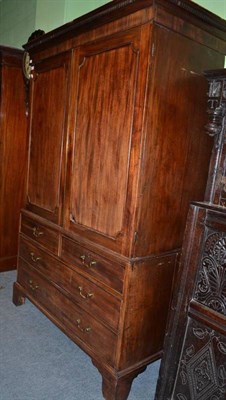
[0,270,160,400]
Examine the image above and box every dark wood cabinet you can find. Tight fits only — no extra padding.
[155,203,226,400]
[12,1,226,399]
[0,46,27,271]
[155,70,226,400]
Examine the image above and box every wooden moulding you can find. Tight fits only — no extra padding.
[23,0,226,54]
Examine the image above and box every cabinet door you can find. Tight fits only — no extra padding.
[65,26,151,253]
[27,52,71,223]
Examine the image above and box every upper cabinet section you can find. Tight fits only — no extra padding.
[26,52,71,223]
[23,0,226,256]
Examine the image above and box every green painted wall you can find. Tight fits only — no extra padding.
[0,0,110,48]
[35,0,110,34]
[0,0,225,49]
[64,0,110,23]
[35,0,65,32]
[194,0,226,19]
[0,0,36,48]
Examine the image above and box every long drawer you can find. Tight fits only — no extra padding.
[19,237,121,331]
[61,236,125,294]
[20,214,59,254]
[17,259,117,365]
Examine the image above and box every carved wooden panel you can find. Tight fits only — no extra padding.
[155,204,226,400]
[172,319,226,400]
[194,230,226,316]
[27,52,71,223]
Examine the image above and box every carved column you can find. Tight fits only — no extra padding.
[204,71,226,204]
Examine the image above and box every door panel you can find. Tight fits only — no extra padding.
[67,27,150,249]
[27,52,71,223]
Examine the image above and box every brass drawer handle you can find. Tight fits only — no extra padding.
[32,226,44,238]
[28,279,39,291]
[78,286,93,299]
[89,260,97,267]
[80,255,97,268]
[76,319,91,333]
[30,252,41,263]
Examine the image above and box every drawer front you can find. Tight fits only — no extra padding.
[19,237,121,331]
[17,259,117,365]
[20,214,59,254]
[61,236,124,294]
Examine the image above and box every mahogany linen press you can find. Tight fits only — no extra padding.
[13,1,226,399]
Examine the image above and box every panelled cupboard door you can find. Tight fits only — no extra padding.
[66,26,151,254]
[27,51,71,223]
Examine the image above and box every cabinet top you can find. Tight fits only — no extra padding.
[24,0,226,53]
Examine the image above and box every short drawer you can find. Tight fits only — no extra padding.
[19,237,121,331]
[20,214,59,254]
[17,260,117,365]
[61,236,124,294]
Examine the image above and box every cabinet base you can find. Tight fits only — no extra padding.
[93,359,149,400]
[12,280,160,400]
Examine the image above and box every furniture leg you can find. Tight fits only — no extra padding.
[93,360,146,400]
[13,282,26,306]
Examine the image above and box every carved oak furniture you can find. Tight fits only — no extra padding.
[12,1,226,399]
[0,46,27,272]
[155,71,226,400]
[155,203,226,400]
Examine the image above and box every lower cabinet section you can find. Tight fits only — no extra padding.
[13,211,178,400]
[15,259,118,366]
[19,237,121,331]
